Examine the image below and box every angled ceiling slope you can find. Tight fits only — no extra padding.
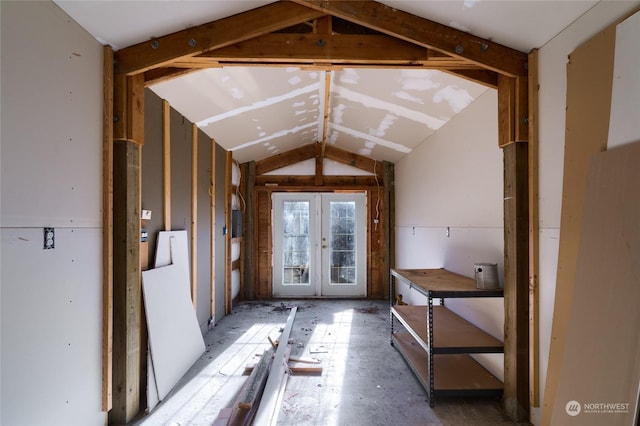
[54,0,594,164]
[134,0,525,164]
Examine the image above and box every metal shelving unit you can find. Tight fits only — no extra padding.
[390,268,504,407]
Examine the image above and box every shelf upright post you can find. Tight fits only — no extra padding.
[428,291,435,407]
[390,270,395,346]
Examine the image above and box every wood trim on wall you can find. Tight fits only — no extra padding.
[191,123,198,308]
[527,48,540,409]
[225,151,233,314]
[102,45,114,412]
[162,100,171,231]
[210,139,216,320]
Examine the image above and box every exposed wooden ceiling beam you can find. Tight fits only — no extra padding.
[143,67,201,87]
[115,2,324,75]
[324,144,383,175]
[191,33,474,67]
[289,0,528,77]
[446,69,499,89]
[255,144,317,175]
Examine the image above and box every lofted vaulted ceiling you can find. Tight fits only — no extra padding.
[56,0,597,164]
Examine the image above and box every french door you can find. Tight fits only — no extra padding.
[272,192,367,297]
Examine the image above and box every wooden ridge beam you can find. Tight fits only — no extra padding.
[115,2,324,75]
[289,0,528,77]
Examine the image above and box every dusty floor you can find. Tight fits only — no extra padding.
[133,300,529,426]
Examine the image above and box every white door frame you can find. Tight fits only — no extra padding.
[272,192,367,298]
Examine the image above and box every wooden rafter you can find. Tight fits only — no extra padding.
[255,144,316,175]
[324,144,383,176]
[289,0,527,77]
[115,2,324,75]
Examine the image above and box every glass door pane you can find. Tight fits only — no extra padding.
[282,201,310,285]
[321,193,366,297]
[272,193,317,297]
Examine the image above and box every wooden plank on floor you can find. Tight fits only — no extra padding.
[253,307,297,425]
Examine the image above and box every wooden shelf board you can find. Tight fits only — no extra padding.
[392,333,503,393]
[392,268,503,297]
[392,305,504,353]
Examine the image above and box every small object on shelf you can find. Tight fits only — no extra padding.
[395,294,408,305]
[473,263,499,289]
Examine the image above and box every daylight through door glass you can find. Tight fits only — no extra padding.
[330,201,356,285]
[282,201,310,285]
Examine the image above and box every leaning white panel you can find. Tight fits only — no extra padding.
[142,264,205,400]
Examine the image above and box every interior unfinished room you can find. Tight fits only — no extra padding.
[1,1,639,425]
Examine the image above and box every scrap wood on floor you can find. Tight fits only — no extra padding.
[214,306,300,426]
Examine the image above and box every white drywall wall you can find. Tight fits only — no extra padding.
[534,2,640,424]
[0,2,105,425]
[394,89,504,379]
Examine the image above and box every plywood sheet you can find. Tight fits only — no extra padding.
[542,24,616,421]
[550,142,640,425]
[608,10,640,149]
[142,264,205,400]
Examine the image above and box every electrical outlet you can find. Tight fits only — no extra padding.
[44,227,55,249]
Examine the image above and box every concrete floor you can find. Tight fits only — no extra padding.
[134,300,529,426]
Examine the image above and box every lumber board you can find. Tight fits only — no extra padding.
[102,44,114,412]
[503,141,529,421]
[191,123,198,308]
[225,151,233,313]
[162,100,171,231]
[229,348,275,426]
[527,48,540,408]
[111,140,141,423]
[253,307,297,425]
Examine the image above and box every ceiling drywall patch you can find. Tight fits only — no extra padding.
[332,104,346,125]
[433,85,474,113]
[328,130,339,144]
[196,82,320,127]
[288,75,302,85]
[399,69,440,91]
[339,69,360,85]
[333,85,445,130]
[371,113,397,137]
[464,0,480,9]
[359,148,373,156]
[232,121,317,151]
[231,87,244,99]
[330,123,411,153]
[292,101,305,108]
[393,91,424,104]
